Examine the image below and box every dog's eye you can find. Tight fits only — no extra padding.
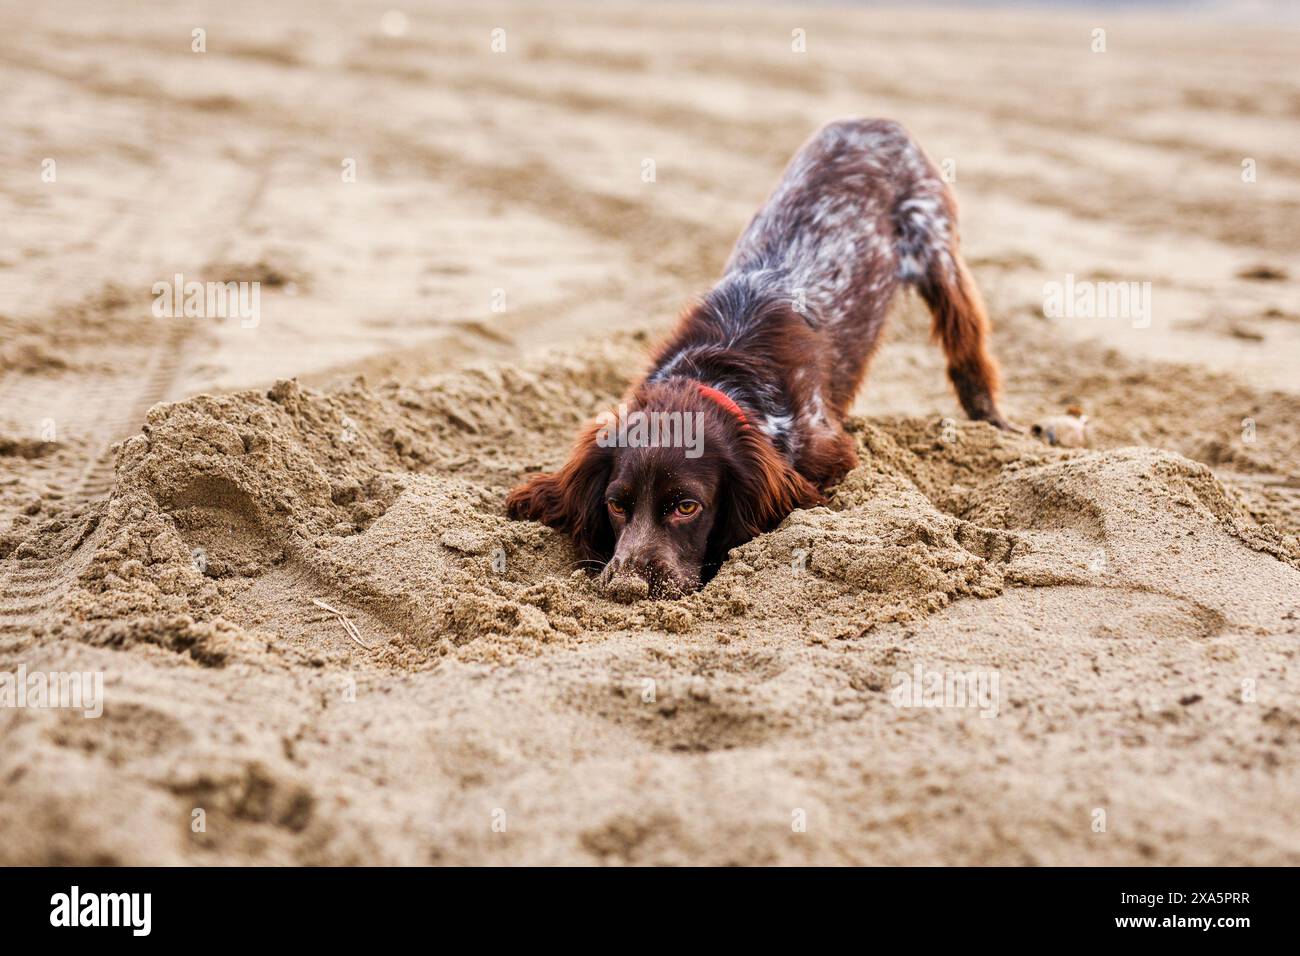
[607,499,626,515]
[674,500,701,517]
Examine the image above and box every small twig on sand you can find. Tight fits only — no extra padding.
[311,598,374,651]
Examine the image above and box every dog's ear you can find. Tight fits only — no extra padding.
[712,427,822,559]
[505,424,615,562]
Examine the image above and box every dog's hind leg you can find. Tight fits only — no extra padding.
[918,252,1012,429]
[895,186,1014,430]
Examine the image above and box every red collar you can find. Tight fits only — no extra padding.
[696,384,751,431]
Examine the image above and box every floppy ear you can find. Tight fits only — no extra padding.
[712,428,823,559]
[505,424,615,562]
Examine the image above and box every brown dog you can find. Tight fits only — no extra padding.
[507,119,1011,600]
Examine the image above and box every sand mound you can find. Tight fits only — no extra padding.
[42,343,1293,674]
[4,344,1296,864]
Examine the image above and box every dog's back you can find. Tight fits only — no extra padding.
[723,119,1003,424]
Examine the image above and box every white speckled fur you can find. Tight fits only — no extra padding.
[647,118,995,464]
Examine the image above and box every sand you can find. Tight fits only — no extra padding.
[1,1,1298,865]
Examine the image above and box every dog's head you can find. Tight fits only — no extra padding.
[505,380,821,600]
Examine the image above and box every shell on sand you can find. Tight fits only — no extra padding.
[1031,414,1091,448]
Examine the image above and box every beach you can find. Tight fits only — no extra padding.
[1,0,1298,864]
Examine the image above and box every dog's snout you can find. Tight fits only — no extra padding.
[601,549,687,603]
[602,550,702,603]
[625,555,655,579]
[601,554,643,579]
[608,552,656,579]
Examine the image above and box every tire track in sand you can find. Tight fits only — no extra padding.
[0,159,279,640]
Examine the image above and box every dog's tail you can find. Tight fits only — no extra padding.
[893,181,1010,429]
